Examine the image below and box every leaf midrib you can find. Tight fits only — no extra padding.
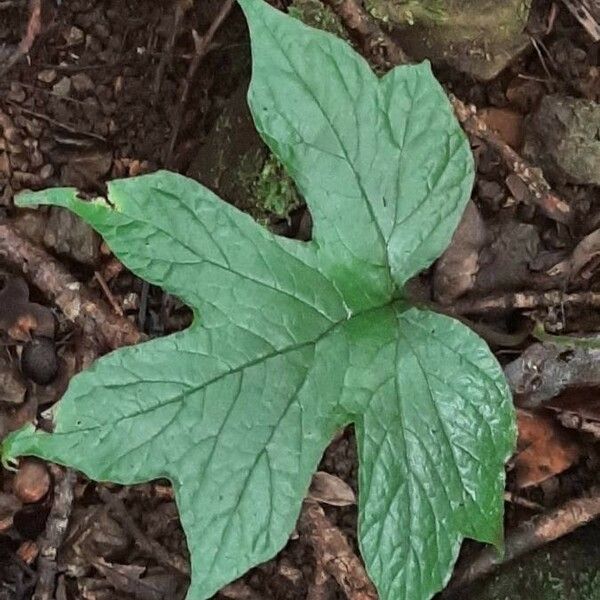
[56,298,403,437]
[253,14,391,269]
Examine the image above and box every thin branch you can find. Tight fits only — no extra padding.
[0,222,141,350]
[0,0,42,78]
[324,0,409,67]
[33,468,76,600]
[153,0,190,100]
[443,487,600,595]
[94,271,123,316]
[166,0,235,165]
[97,487,190,577]
[451,96,571,223]
[297,501,377,600]
[452,289,600,315]
[561,0,600,41]
[321,0,572,224]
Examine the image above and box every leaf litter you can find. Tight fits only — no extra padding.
[2,0,600,599]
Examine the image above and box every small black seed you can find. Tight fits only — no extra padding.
[21,337,58,385]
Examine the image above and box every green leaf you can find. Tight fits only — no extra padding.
[2,2,515,600]
[243,0,473,292]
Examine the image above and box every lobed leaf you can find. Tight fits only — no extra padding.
[2,2,515,599]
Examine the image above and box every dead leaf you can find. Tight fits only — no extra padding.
[514,408,581,488]
[0,353,26,405]
[220,581,265,600]
[547,228,600,281]
[17,540,39,565]
[92,559,176,600]
[0,493,22,532]
[0,276,55,341]
[308,471,356,507]
[506,77,545,113]
[59,506,129,577]
[480,107,524,150]
[433,200,487,304]
[474,219,542,293]
[60,148,112,189]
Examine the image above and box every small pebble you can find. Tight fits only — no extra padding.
[122,292,139,311]
[37,69,57,84]
[71,72,94,94]
[39,164,54,180]
[30,149,44,169]
[7,83,26,103]
[52,76,72,97]
[13,459,51,504]
[64,26,85,47]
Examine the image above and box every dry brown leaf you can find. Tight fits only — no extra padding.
[0,492,22,532]
[0,276,55,340]
[479,107,524,150]
[514,408,581,488]
[308,471,356,507]
[17,540,39,564]
[547,228,600,281]
[433,200,487,304]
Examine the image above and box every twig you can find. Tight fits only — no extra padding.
[97,486,190,577]
[504,339,600,407]
[451,97,570,224]
[443,487,600,595]
[324,0,409,68]
[94,271,123,316]
[561,0,600,41]
[321,0,572,224]
[166,0,235,165]
[6,101,108,143]
[33,468,76,600]
[0,0,42,78]
[307,566,332,600]
[452,289,600,315]
[153,0,190,100]
[504,491,544,512]
[0,222,141,350]
[297,501,377,600]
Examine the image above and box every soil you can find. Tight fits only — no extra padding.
[2,1,600,599]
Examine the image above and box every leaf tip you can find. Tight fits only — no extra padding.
[15,187,80,209]
[1,423,36,467]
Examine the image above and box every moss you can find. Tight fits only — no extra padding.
[365,0,446,25]
[248,154,302,222]
[366,0,529,37]
[288,0,349,37]
[471,526,600,600]
[365,0,531,80]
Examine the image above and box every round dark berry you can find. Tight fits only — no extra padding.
[21,337,58,385]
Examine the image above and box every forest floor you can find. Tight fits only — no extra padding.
[3,1,600,599]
